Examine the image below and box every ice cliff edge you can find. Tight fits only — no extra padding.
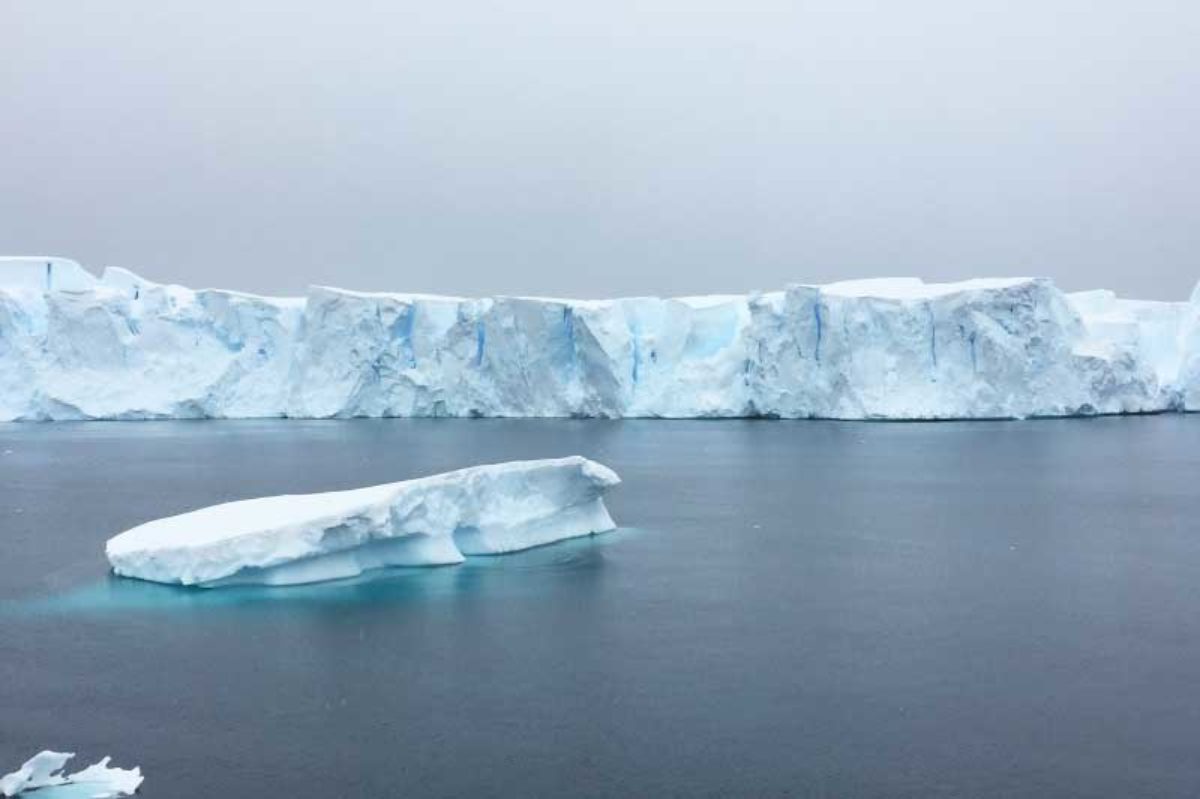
[3,256,1198,420]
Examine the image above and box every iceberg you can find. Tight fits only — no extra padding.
[2,256,1198,420]
[0,751,142,798]
[106,457,621,587]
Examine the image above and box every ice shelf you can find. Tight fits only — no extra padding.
[3,257,1198,420]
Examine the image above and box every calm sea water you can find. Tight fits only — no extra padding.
[2,417,1200,798]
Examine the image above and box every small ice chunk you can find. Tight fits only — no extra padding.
[0,751,142,798]
[0,751,72,795]
[59,757,144,798]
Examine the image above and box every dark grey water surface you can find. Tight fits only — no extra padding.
[2,417,1200,798]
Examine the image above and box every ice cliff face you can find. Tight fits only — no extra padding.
[1177,282,1200,411]
[2,256,1197,420]
[0,258,301,420]
[747,278,1172,419]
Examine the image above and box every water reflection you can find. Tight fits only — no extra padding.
[10,529,641,617]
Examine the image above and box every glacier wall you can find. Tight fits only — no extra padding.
[2,256,1198,421]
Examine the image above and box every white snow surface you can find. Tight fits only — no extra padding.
[0,751,142,798]
[106,456,621,586]
[3,258,1199,419]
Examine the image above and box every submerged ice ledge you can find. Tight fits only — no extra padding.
[3,256,1200,420]
[105,457,620,587]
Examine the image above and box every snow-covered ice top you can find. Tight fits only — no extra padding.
[106,456,621,587]
[0,751,142,798]
[817,276,1032,299]
[2,257,1198,420]
[0,257,97,293]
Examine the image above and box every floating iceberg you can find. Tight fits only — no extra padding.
[2,256,1198,420]
[0,751,142,798]
[106,457,620,587]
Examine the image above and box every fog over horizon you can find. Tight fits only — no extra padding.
[2,1,1197,300]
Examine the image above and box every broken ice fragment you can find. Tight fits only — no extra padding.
[0,751,143,798]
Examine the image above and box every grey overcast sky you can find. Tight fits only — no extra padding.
[1,1,1197,299]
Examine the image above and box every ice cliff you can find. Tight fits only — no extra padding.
[106,457,621,586]
[2,256,1198,420]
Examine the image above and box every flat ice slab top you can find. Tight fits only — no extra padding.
[106,456,621,587]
